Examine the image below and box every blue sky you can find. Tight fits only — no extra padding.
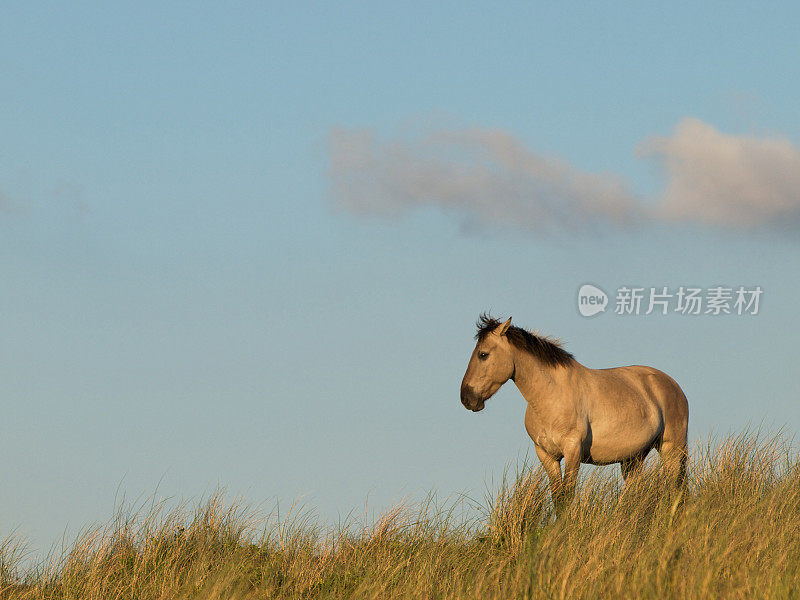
[2,3,800,559]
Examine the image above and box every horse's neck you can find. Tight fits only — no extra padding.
[511,347,577,406]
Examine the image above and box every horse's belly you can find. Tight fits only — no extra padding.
[586,417,662,464]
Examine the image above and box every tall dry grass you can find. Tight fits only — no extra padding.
[1,431,798,599]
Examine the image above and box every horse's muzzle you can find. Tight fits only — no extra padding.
[460,385,485,412]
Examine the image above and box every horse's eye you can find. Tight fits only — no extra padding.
[478,351,489,360]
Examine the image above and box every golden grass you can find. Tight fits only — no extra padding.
[2,431,798,599]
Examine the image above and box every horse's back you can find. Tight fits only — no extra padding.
[592,365,687,413]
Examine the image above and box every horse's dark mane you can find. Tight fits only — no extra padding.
[475,313,574,367]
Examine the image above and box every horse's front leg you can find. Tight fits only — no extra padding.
[534,444,563,511]
[560,438,583,507]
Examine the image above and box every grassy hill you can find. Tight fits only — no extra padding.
[2,431,798,599]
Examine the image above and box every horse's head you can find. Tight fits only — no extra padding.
[460,316,515,412]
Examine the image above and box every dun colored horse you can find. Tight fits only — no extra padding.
[461,314,688,510]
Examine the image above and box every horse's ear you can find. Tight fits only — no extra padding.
[495,317,512,337]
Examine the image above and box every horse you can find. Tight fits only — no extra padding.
[460,314,689,511]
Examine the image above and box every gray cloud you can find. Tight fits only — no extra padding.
[328,119,800,232]
[640,118,800,228]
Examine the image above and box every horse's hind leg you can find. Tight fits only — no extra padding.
[620,452,646,485]
[659,439,688,490]
[657,438,688,522]
[658,385,689,491]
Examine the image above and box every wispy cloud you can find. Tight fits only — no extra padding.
[328,127,641,232]
[0,188,21,214]
[328,119,800,232]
